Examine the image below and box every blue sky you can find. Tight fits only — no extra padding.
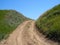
[0,0,60,19]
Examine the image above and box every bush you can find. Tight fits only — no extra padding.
[36,4,60,42]
[0,10,29,41]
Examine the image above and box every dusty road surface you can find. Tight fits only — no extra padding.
[0,20,59,45]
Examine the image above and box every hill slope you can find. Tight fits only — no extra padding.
[0,10,29,41]
[36,4,60,42]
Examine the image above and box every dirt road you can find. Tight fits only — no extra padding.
[0,20,59,45]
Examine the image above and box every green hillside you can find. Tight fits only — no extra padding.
[0,10,29,41]
[36,4,60,42]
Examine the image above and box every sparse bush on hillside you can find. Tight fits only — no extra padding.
[0,10,29,41]
[36,4,60,42]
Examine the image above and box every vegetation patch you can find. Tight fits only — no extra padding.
[36,4,60,42]
[0,10,29,41]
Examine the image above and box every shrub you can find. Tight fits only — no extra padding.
[0,10,29,41]
[36,4,60,42]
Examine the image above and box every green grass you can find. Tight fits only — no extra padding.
[0,10,29,41]
[36,4,60,42]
